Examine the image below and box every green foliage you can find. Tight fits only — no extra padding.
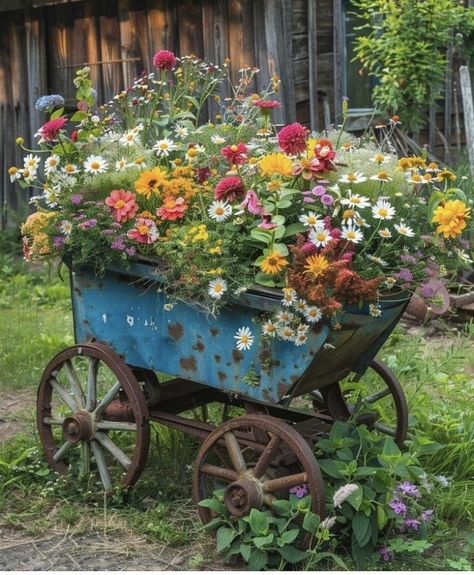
[352,0,474,131]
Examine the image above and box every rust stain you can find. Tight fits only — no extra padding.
[192,339,205,353]
[214,354,221,363]
[232,349,244,363]
[168,322,184,341]
[217,371,227,382]
[290,374,299,384]
[209,327,219,336]
[180,355,197,371]
[277,381,290,398]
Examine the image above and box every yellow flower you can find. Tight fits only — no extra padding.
[304,254,330,278]
[436,169,456,183]
[135,167,168,198]
[260,251,289,275]
[432,199,470,238]
[259,153,293,177]
[209,246,222,255]
[208,267,224,275]
[306,138,318,158]
[398,157,413,171]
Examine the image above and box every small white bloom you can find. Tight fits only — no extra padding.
[60,220,73,236]
[340,194,371,209]
[119,130,140,146]
[43,188,58,207]
[174,125,189,139]
[339,171,367,184]
[370,171,392,182]
[91,115,100,124]
[234,326,254,351]
[304,306,322,324]
[378,228,392,239]
[115,158,129,171]
[367,254,388,266]
[372,199,395,220]
[394,222,415,237]
[208,200,232,222]
[208,277,228,300]
[299,211,323,228]
[8,167,21,182]
[294,299,308,313]
[341,225,363,244]
[281,288,297,307]
[44,154,60,176]
[84,155,108,174]
[276,310,294,324]
[369,304,382,317]
[262,320,276,338]
[278,325,295,341]
[369,153,391,164]
[319,516,337,530]
[62,163,79,175]
[333,483,359,508]
[153,138,177,157]
[294,333,308,346]
[23,154,40,172]
[211,134,226,145]
[296,323,309,335]
[309,227,331,248]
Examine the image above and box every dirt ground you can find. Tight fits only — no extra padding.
[0,388,37,444]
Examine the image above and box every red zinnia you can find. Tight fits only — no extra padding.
[221,143,248,165]
[278,122,309,155]
[156,196,188,221]
[214,176,245,203]
[313,138,336,171]
[153,50,177,71]
[254,99,281,110]
[39,117,67,142]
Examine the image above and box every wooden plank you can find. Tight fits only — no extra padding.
[128,1,151,73]
[444,39,453,164]
[98,0,124,101]
[292,33,308,61]
[308,0,318,130]
[252,0,271,98]
[332,0,343,125]
[177,0,204,57]
[228,0,255,87]
[460,65,474,179]
[147,0,174,52]
[118,0,134,87]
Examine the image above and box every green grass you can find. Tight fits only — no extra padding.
[0,256,473,570]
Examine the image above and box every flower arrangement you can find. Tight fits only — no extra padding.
[15,51,472,349]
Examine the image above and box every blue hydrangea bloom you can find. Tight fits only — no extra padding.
[35,94,65,112]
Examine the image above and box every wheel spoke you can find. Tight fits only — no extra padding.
[372,422,396,436]
[80,442,91,475]
[64,360,86,408]
[96,421,137,432]
[94,431,131,468]
[86,358,99,411]
[365,388,391,404]
[264,471,307,493]
[252,435,282,479]
[224,432,247,473]
[53,440,73,463]
[43,416,63,426]
[200,463,238,482]
[94,381,122,417]
[50,378,78,412]
[91,440,112,492]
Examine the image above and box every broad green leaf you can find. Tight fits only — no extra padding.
[50,107,64,119]
[282,222,307,238]
[216,526,237,552]
[353,466,379,479]
[254,272,276,287]
[248,548,268,571]
[273,242,289,256]
[302,511,320,534]
[278,545,309,564]
[198,498,226,514]
[253,533,274,548]
[70,111,88,122]
[185,95,200,109]
[318,459,346,479]
[352,513,371,547]
[346,486,363,511]
[250,227,272,244]
[272,499,292,515]
[277,528,300,545]
[276,199,292,209]
[239,543,251,562]
[249,508,269,536]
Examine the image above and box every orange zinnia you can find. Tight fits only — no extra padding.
[304,254,330,278]
[260,251,288,275]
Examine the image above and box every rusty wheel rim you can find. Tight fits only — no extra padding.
[37,342,149,492]
[193,414,325,549]
[321,358,408,447]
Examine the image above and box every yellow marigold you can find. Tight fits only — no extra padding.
[135,167,168,198]
[162,176,195,201]
[21,211,56,235]
[410,156,426,169]
[398,157,413,171]
[260,251,288,275]
[306,138,318,158]
[304,254,330,278]
[172,165,194,179]
[432,199,470,238]
[436,169,456,183]
[259,153,293,177]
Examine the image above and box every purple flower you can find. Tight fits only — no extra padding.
[389,499,407,515]
[111,238,126,250]
[312,185,326,196]
[125,246,136,256]
[321,194,334,206]
[396,481,420,498]
[71,194,83,205]
[53,236,65,247]
[378,546,391,561]
[400,254,417,265]
[79,218,97,230]
[393,268,413,283]
[101,229,115,236]
[421,509,434,522]
[404,517,421,530]
[289,483,308,498]
[419,283,436,298]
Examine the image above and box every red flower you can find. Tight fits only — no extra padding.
[105,189,138,223]
[127,218,159,244]
[254,99,281,110]
[156,196,188,221]
[71,130,78,142]
[313,139,336,171]
[214,176,245,202]
[196,166,211,183]
[221,143,248,165]
[39,117,67,141]
[153,50,177,71]
[278,122,309,155]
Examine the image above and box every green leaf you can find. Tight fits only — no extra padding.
[282,222,307,238]
[70,111,88,122]
[277,528,300,545]
[239,543,251,562]
[250,228,272,245]
[249,508,269,536]
[50,107,64,119]
[353,466,380,479]
[276,199,292,209]
[346,486,363,511]
[302,511,320,534]
[278,545,309,564]
[248,548,268,571]
[273,242,289,256]
[185,95,200,109]
[318,459,346,479]
[271,499,292,516]
[253,533,274,548]
[382,437,401,457]
[254,272,276,287]
[376,505,388,529]
[216,526,237,552]
[198,498,226,514]
[352,512,371,547]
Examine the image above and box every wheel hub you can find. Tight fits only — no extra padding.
[62,411,94,443]
[224,478,263,517]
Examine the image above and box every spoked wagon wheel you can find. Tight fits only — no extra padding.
[311,358,408,446]
[194,414,325,549]
[37,342,150,492]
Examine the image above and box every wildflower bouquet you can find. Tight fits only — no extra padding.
[16,51,472,349]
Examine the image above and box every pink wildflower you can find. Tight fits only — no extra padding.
[257,213,278,229]
[127,218,159,244]
[214,176,245,203]
[39,117,67,141]
[278,122,309,155]
[105,189,138,223]
[254,99,281,110]
[221,143,248,165]
[241,190,264,215]
[153,50,177,71]
[156,196,187,221]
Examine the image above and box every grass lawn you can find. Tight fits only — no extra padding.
[0,261,473,570]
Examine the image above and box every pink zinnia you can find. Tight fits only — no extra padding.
[221,143,248,165]
[39,116,67,141]
[156,196,187,221]
[105,189,138,223]
[153,50,177,71]
[254,99,281,110]
[214,176,245,203]
[241,189,264,215]
[257,213,278,229]
[313,139,336,171]
[278,122,308,155]
[127,218,159,244]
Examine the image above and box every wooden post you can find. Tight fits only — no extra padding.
[460,65,474,179]
[332,0,343,127]
[308,0,318,131]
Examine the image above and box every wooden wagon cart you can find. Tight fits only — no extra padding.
[36,258,410,528]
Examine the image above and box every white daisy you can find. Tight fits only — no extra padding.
[394,222,415,237]
[277,325,295,341]
[372,199,395,220]
[341,225,363,244]
[309,227,331,248]
[304,306,322,324]
[294,333,308,346]
[294,299,308,313]
[378,228,393,239]
[276,310,294,324]
[340,194,371,209]
[367,254,388,266]
[281,288,297,307]
[407,173,426,185]
[44,154,60,176]
[174,125,189,139]
[211,134,226,145]
[23,154,40,173]
[369,153,391,164]
[234,326,254,351]
[370,171,392,182]
[8,166,21,183]
[208,200,232,222]
[208,277,227,300]
[132,123,144,133]
[262,320,276,338]
[62,163,79,175]
[60,220,73,236]
[84,155,108,174]
[296,323,310,335]
[154,138,177,157]
[20,168,35,184]
[119,130,140,146]
[339,171,367,184]
[299,211,323,228]
[115,158,129,171]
